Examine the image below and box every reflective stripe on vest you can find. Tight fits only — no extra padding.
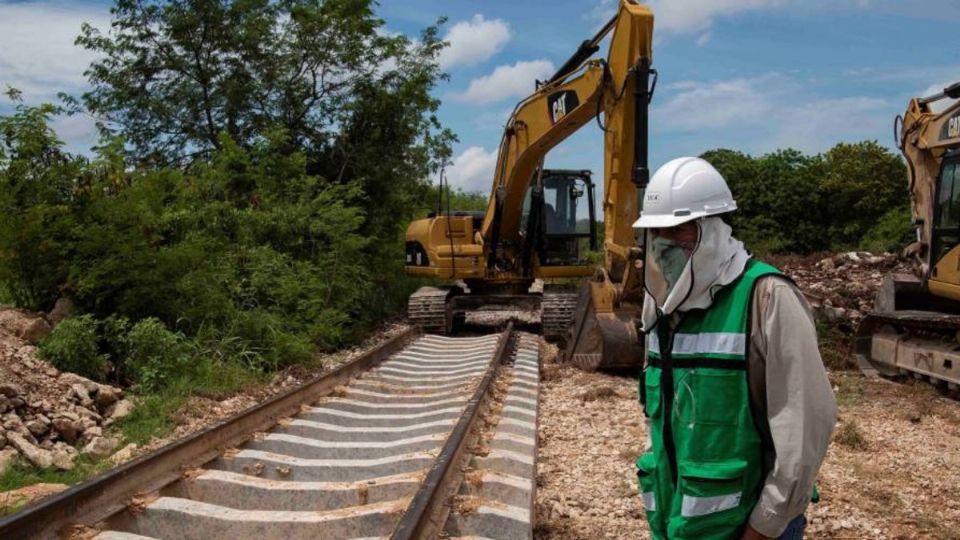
[647,331,747,358]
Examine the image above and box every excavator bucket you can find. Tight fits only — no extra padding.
[561,281,643,370]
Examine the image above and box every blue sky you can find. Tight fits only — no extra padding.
[2,0,959,197]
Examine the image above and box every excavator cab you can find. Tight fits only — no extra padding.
[522,170,598,268]
[930,152,960,298]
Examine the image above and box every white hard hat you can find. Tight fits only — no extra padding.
[633,157,737,228]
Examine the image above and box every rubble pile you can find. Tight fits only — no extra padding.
[0,308,133,474]
[772,251,915,329]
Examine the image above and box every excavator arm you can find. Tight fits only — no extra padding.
[481,0,654,282]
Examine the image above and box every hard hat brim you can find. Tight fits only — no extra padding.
[633,212,700,229]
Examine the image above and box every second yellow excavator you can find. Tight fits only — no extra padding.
[856,82,960,390]
[404,0,654,370]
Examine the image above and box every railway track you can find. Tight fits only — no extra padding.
[0,324,541,540]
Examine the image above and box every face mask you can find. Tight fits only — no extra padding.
[651,236,690,290]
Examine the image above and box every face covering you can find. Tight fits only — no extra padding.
[651,236,690,291]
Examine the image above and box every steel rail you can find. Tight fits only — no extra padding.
[0,328,419,540]
[391,322,515,540]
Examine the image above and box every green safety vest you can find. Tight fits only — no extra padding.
[636,259,784,540]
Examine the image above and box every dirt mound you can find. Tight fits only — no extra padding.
[770,251,915,330]
[0,309,132,473]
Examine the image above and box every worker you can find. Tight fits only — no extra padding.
[632,157,837,540]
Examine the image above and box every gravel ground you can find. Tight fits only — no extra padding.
[535,338,960,540]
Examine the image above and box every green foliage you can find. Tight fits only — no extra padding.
[39,315,108,380]
[74,0,452,166]
[419,187,488,216]
[859,206,914,254]
[702,142,907,255]
[124,318,192,392]
[0,93,83,311]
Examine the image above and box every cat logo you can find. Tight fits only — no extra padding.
[941,112,960,140]
[548,91,580,124]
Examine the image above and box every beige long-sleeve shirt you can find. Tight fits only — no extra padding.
[744,276,838,537]
[654,276,837,538]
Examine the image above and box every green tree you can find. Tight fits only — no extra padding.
[74,0,449,167]
[702,142,907,255]
[0,91,85,310]
[821,141,907,248]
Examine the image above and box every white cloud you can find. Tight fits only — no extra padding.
[644,0,783,34]
[443,146,498,193]
[695,32,712,47]
[439,15,511,70]
[0,2,109,101]
[590,0,782,36]
[771,96,889,152]
[654,73,892,154]
[450,60,555,105]
[655,74,787,131]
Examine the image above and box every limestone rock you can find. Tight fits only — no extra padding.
[25,418,50,438]
[60,373,99,394]
[0,383,22,398]
[47,297,77,326]
[70,383,93,407]
[0,309,51,344]
[82,436,119,458]
[52,417,80,444]
[0,484,68,512]
[110,443,139,466]
[51,442,77,471]
[8,431,53,468]
[0,447,18,474]
[18,317,52,344]
[79,426,103,447]
[107,399,135,421]
[94,385,121,408]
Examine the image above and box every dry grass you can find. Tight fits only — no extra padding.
[579,385,619,402]
[833,417,868,450]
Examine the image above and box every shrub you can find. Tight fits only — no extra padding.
[123,318,192,392]
[860,206,914,254]
[39,315,108,381]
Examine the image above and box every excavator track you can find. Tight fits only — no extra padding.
[407,286,451,334]
[541,287,578,340]
[856,310,960,392]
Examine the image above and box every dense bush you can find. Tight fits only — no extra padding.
[123,319,192,392]
[702,141,909,255]
[39,315,108,380]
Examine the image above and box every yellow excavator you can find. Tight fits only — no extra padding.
[404,0,654,370]
[856,81,960,390]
